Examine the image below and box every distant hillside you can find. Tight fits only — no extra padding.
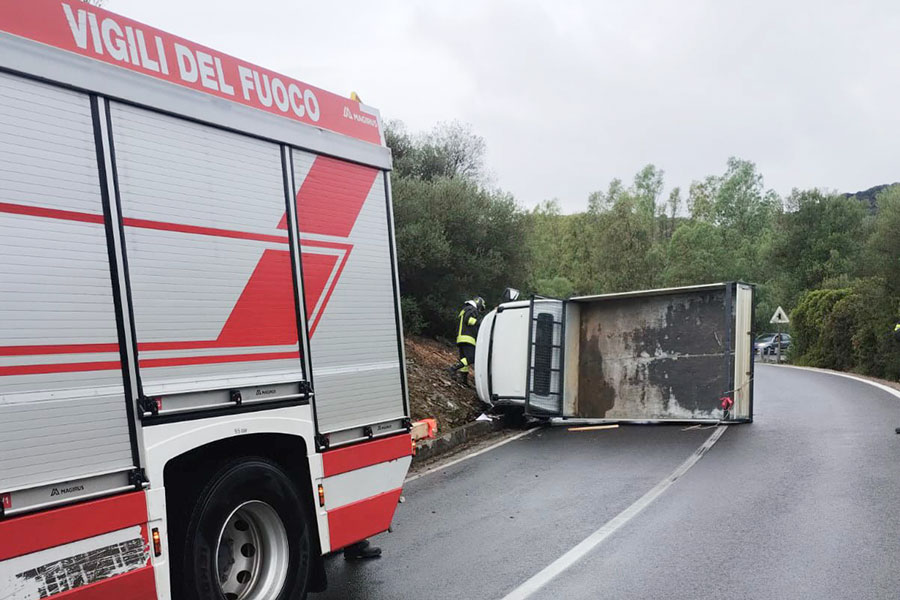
[842,183,899,214]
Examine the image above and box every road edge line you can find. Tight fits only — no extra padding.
[405,428,538,483]
[500,425,728,600]
[760,363,900,401]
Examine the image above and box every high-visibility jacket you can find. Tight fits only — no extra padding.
[457,302,480,346]
[894,322,900,342]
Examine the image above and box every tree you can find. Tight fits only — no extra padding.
[385,119,526,335]
[392,177,527,334]
[663,221,730,286]
[632,164,664,220]
[664,187,682,239]
[383,120,418,180]
[418,121,486,182]
[385,120,487,183]
[587,178,625,214]
[593,194,659,292]
[766,189,866,308]
[865,185,900,298]
[684,157,779,286]
[533,276,575,298]
[526,200,567,285]
[688,157,778,235]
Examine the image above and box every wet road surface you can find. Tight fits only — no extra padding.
[312,365,900,599]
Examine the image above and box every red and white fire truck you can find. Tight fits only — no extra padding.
[0,2,412,598]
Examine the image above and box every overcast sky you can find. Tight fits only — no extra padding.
[110,0,899,212]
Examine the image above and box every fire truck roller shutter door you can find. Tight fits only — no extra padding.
[292,150,405,434]
[108,103,306,392]
[0,72,134,496]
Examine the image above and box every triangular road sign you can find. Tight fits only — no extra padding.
[770,306,790,324]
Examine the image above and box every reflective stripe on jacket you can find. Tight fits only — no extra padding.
[457,304,479,345]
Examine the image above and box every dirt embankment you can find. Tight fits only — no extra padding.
[405,336,485,431]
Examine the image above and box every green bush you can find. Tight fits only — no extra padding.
[533,276,575,299]
[792,280,900,379]
[400,296,426,336]
[791,288,852,367]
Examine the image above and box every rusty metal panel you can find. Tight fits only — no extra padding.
[573,286,735,420]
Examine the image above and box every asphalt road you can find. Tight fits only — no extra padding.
[312,365,900,599]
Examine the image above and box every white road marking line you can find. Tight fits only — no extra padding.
[500,425,729,600]
[405,428,538,483]
[760,363,900,401]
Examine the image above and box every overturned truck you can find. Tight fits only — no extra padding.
[475,283,754,423]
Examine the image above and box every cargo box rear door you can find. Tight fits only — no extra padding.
[562,283,753,423]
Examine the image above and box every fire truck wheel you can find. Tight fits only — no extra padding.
[182,458,312,600]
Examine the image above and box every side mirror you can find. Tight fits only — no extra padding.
[502,287,520,302]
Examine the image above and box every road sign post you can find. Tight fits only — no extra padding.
[770,306,790,363]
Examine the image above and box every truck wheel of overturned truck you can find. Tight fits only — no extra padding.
[182,458,312,600]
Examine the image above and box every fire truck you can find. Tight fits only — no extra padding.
[0,2,411,598]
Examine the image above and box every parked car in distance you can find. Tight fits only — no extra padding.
[756,333,791,355]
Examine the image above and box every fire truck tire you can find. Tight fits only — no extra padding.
[181,457,312,600]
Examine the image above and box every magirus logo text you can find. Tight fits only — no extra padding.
[50,484,85,497]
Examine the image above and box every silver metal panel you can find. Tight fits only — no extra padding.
[383,174,410,416]
[0,219,119,385]
[0,76,101,216]
[0,72,134,493]
[153,381,303,417]
[0,32,392,170]
[324,419,407,448]
[292,152,405,434]
[110,102,305,392]
[0,393,133,491]
[732,283,754,419]
[527,299,565,415]
[3,470,133,517]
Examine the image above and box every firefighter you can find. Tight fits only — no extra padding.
[448,296,486,385]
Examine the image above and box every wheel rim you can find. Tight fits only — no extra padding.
[215,500,289,600]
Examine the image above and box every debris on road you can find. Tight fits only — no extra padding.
[682,424,720,431]
[411,418,438,441]
[568,424,620,432]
